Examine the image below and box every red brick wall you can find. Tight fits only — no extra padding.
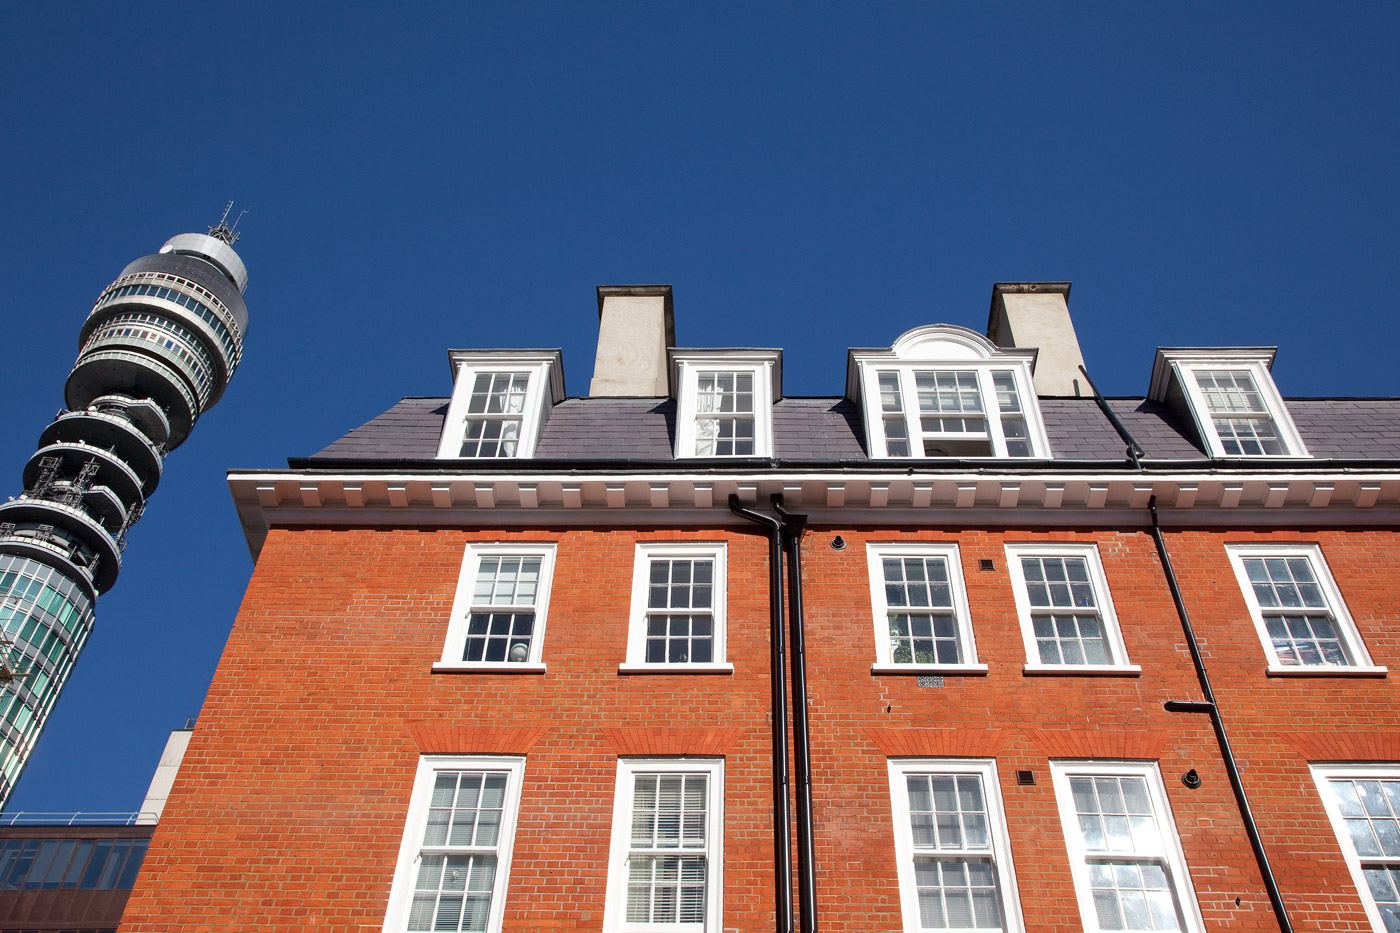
[799,525,1400,933]
[120,526,781,933]
[120,523,1400,932]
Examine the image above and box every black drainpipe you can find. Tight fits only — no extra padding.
[773,497,818,933]
[1078,364,1145,468]
[1148,496,1294,933]
[729,494,795,933]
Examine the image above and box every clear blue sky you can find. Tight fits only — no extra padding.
[0,4,1397,812]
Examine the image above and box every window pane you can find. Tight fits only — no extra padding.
[905,772,990,853]
[913,371,987,436]
[459,373,529,458]
[912,857,1002,930]
[1243,555,1349,667]
[1064,769,1188,932]
[695,371,757,456]
[1197,370,1266,415]
[626,855,707,923]
[878,371,904,413]
[643,557,716,664]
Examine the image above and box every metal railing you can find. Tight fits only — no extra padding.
[0,810,156,826]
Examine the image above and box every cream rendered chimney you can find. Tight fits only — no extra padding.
[590,285,676,396]
[986,282,1086,397]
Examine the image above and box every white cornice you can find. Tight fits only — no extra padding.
[446,349,566,401]
[228,467,1400,561]
[845,325,1040,400]
[667,348,783,400]
[1148,347,1277,401]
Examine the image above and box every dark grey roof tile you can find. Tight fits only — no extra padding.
[311,398,447,459]
[772,399,868,459]
[1290,400,1400,458]
[535,399,675,459]
[1041,399,1205,461]
[309,394,1400,464]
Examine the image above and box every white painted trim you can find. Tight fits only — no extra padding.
[865,542,980,667]
[1309,763,1400,933]
[431,662,548,674]
[442,543,558,667]
[1224,543,1375,671]
[626,541,727,667]
[382,755,527,933]
[886,757,1025,933]
[1266,664,1387,677]
[857,360,1050,460]
[1004,542,1133,670]
[228,468,1400,561]
[1148,347,1277,401]
[672,358,775,458]
[602,757,724,933]
[1165,354,1308,459]
[1048,759,1206,933]
[871,663,989,676]
[618,662,734,675]
[436,356,559,460]
[1022,663,1142,676]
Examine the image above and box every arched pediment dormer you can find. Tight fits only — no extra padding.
[847,324,1049,460]
[889,324,1003,362]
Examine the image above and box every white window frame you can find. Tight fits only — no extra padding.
[671,352,777,458]
[435,543,557,673]
[621,542,732,674]
[436,352,562,460]
[382,755,527,933]
[1224,544,1383,677]
[1151,350,1307,459]
[862,364,1047,460]
[1049,760,1206,933]
[867,543,987,675]
[1004,542,1139,675]
[887,758,1024,932]
[848,325,1050,461]
[1310,763,1400,933]
[602,757,724,933]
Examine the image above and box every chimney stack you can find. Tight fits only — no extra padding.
[986,282,1086,397]
[590,285,675,397]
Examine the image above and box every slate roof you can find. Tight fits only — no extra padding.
[1290,400,1400,459]
[307,396,1400,464]
[1042,399,1205,460]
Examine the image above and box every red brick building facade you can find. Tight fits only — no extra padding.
[121,285,1400,932]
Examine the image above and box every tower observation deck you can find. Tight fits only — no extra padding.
[0,222,249,806]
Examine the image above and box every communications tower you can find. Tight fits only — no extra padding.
[0,215,249,806]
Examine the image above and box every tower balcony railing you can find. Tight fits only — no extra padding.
[0,810,158,826]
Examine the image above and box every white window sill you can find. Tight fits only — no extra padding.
[1023,663,1142,677]
[1266,664,1387,678]
[431,662,547,674]
[871,663,989,676]
[618,662,735,675]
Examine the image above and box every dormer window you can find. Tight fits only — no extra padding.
[1149,349,1306,459]
[851,325,1048,459]
[436,350,563,460]
[671,350,780,458]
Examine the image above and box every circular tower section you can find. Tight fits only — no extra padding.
[0,221,249,807]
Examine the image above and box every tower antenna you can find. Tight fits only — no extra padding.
[208,200,241,246]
